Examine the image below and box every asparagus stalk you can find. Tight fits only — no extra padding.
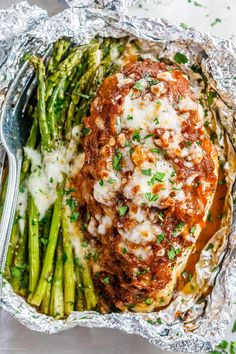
[4,221,19,281]
[29,181,65,306]
[66,43,101,135]
[75,38,126,124]
[46,77,66,142]
[62,204,76,316]
[27,195,40,300]
[21,112,39,180]
[74,256,84,311]
[30,56,51,152]
[40,281,52,315]
[39,207,53,313]
[47,38,71,74]
[45,43,91,100]
[49,232,64,319]
[11,213,28,293]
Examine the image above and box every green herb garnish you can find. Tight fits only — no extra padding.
[118,206,128,216]
[174,52,188,64]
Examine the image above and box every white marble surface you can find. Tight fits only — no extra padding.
[0,0,236,353]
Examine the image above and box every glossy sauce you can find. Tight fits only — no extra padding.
[177,167,227,291]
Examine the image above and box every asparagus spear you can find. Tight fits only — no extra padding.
[63,199,97,311]
[75,38,127,124]
[46,77,66,142]
[66,43,101,135]
[45,43,91,100]
[74,256,84,311]
[4,221,19,281]
[47,38,71,74]
[27,195,40,300]
[40,281,52,315]
[39,207,53,313]
[29,181,65,306]
[62,209,76,316]
[30,56,51,152]
[11,213,28,293]
[50,232,64,319]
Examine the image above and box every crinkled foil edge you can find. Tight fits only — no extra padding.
[0,1,236,352]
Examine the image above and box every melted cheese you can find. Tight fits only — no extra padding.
[123,152,176,208]
[93,172,121,206]
[16,187,28,235]
[121,95,181,135]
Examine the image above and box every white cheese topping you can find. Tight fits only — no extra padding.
[25,125,81,219]
[123,152,176,208]
[16,187,28,235]
[119,220,162,245]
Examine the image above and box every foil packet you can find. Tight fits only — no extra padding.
[0,1,236,352]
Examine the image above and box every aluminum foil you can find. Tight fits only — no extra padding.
[0,1,236,352]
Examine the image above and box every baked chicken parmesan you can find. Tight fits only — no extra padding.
[72,59,218,312]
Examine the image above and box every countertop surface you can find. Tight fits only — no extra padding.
[0,0,236,353]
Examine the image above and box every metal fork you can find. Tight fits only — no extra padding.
[0,59,36,294]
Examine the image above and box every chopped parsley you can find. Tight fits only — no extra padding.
[167,246,181,261]
[70,211,79,223]
[148,172,165,185]
[132,130,141,143]
[66,198,76,211]
[127,114,134,120]
[145,298,152,305]
[122,247,128,254]
[99,179,104,186]
[145,192,159,202]
[10,267,22,279]
[211,18,222,27]
[173,222,185,236]
[133,80,144,91]
[193,1,203,7]
[154,117,160,125]
[206,243,214,251]
[113,150,122,171]
[156,318,163,325]
[207,211,213,222]
[180,22,188,29]
[81,126,91,136]
[64,188,76,196]
[118,205,128,216]
[104,277,110,285]
[150,148,161,154]
[156,100,161,106]
[141,168,152,176]
[157,233,165,244]
[174,52,188,64]
[208,91,217,105]
[40,237,48,246]
[190,226,196,234]
[125,140,131,148]
[107,178,116,184]
[146,75,159,86]
[144,134,154,139]
[19,184,25,193]
[134,268,150,277]
[218,179,226,185]
[184,141,193,147]
[232,320,236,333]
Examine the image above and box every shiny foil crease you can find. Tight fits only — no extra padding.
[0,1,236,352]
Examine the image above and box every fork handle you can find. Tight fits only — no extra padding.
[0,153,22,303]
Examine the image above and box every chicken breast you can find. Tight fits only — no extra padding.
[72,59,218,312]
